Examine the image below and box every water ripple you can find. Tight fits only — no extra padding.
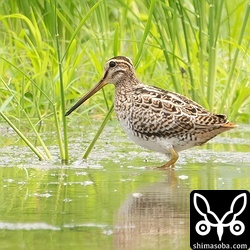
[0,222,60,231]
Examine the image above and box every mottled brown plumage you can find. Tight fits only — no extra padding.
[66,56,236,168]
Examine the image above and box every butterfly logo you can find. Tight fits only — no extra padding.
[193,193,247,241]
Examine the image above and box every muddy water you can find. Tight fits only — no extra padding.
[0,122,249,249]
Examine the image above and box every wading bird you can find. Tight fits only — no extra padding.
[65,56,236,168]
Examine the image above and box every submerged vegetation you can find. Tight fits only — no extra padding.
[0,0,249,161]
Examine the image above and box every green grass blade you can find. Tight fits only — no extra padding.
[219,2,250,113]
[55,32,68,162]
[207,0,224,111]
[113,22,120,56]
[54,0,68,162]
[177,0,196,100]
[153,2,180,93]
[60,1,102,62]
[134,0,156,66]
[52,104,65,160]
[0,112,45,160]
[82,104,114,159]
[1,77,52,160]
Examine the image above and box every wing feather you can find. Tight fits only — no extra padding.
[129,86,229,138]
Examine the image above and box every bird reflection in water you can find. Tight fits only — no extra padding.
[114,169,190,249]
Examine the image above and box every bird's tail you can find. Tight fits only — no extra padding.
[221,121,238,129]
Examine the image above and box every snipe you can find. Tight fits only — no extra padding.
[65,56,236,168]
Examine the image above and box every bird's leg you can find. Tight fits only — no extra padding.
[158,146,179,169]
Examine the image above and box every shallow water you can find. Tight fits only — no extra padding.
[0,121,249,249]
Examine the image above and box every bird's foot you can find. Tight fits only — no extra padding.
[157,146,179,169]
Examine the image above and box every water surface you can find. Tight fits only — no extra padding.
[0,122,249,249]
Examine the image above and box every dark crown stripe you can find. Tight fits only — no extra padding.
[109,56,133,67]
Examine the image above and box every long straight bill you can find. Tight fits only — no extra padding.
[65,80,106,116]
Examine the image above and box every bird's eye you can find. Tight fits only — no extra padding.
[109,61,116,67]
